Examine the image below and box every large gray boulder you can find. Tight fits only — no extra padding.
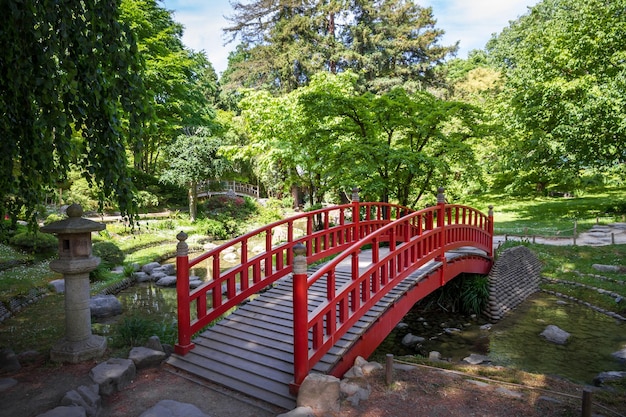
[128,347,167,369]
[89,358,136,395]
[540,325,570,345]
[297,373,340,413]
[89,295,122,318]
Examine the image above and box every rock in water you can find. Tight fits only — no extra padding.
[540,325,570,345]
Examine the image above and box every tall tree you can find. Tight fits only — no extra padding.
[345,0,457,93]
[160,129,229,221]
[120,0,218,174]
[239,72,484,207]
[223,0,455,94]
[487,0,626,188]
[0,0,146,223]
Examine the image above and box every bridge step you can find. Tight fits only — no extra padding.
[167,248,485,409]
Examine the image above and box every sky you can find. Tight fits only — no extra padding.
[161,0,540,76]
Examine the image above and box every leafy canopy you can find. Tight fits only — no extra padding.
[0,0,147,222]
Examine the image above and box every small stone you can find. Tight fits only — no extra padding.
[0,378,18,392]
[463,354,490,365]
[611,348,626,363]
[0,348,21,373]
[395,322,409,330]
[479,324,492,331]
[155,276,177,287]
[428,351,441,361]
[401,333,425,347]
[145,336,164,352]
[443,328,461,335]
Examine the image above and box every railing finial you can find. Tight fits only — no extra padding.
[488,205,494,217]
[351,186,360,203]
[176,231,189,257]
[437,187,445,204]
[292,243,307,274]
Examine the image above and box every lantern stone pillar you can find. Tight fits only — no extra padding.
[41,203,107,363]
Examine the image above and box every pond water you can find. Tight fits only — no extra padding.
[373,292,626,384]
[101,282,625,385]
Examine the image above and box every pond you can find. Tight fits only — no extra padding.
[373,292,626,384]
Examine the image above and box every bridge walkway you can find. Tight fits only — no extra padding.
[166,246,488,410]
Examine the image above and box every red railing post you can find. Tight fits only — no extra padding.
[175,231,195,355]
[488,205,494,257]
[291,243,309,394]
[437,188,447,286]
[352,187,360,241]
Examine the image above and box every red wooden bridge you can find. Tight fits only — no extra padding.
[167,189,494,409]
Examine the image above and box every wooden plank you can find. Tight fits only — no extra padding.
[167,356,295,410]
[192,340,293,374]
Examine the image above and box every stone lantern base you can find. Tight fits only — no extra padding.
[50,334,107,363]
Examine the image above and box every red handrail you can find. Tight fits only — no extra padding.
[291,199,493,386]
[174,200,412,354]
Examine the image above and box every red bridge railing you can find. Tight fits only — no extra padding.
[291,189,493,388]
[174,195,413,354]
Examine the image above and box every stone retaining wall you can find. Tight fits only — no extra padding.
[486,246,542,321]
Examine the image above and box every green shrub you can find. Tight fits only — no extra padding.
[92,241,125,267]
[136,190,160,209]
[9,230,57,252]
[111,315,177,348]
[44,213,66,225]
[460,275,490,315]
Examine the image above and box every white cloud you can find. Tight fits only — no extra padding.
[162,0,541,75]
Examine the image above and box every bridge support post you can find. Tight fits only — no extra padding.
[352,187,360,241]
[175,232,195,355]
[291,243,308,395]
[488,205,494,257]
[436,187,447,286]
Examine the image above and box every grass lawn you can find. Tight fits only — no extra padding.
[467,187,626,237]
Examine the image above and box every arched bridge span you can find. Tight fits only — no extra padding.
[168,190,493,408]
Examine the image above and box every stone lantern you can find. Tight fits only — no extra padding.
[41,203,107,363]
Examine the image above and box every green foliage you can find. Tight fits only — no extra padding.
[460,275,490,315]
[0,0,146,224]
[487,0,626,175]
[43,213,65,226]
[64,177,101,212]
[239,72,487,208]
[223,0,456,93]
[92,241,125,267]
[160,130,230,221]
[119,0,218,175]
[110,315,177,348]
[9,231,57,253]
[135,190,160,210]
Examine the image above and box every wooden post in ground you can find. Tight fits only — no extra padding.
[581,388,592,417]
[385,354,394,385]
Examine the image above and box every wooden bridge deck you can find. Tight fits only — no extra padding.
[166,247,487,410]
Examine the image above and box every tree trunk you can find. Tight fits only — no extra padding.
[189,181,198,222]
